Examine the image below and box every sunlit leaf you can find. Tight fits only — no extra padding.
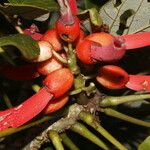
[100,0,150,35]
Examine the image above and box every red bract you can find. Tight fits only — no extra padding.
[0,68,74,131]
[0,88,53,131]
[0,64,39,80]
[121,32,150,50]
[43,94,69,114]
[126,75,150,91]
[41,29,62,51]
[96,65,129,89]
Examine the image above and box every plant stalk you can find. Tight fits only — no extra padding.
[79,111,127,150]
[101,108,150,127]
[100,94,150,107]
[60,133,80,150]
[71,122,110,150]
[49,130,64,150]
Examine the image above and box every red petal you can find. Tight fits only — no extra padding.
[126,75,150,91]
[121,32,150,50]
[0,88,53,131]
[68,0,78,15]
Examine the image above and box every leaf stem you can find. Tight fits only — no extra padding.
[100,94,150,107]
[71,122,110,150]
[101,108,150,127]
[79,111,127,150]
[49,130,64,150]
[60,133,80,150]
[3,93,13,108]
[65,44,80,75]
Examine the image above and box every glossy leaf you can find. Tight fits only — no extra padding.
[0,34,40,60]
[78,8,103,29]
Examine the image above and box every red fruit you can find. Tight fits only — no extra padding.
[55,16,80,42]
[41,29,62,51]
[33,41,53,62]
[43,68,74,98]
[43,94,69,114]
[37,56,63,75]
[126,75,150,91]
[96,65,129,89]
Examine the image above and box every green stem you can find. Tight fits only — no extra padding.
[49,130,64,150]
[79,111,127,150]
[52,50,68,64]
[65,44,80,75]
[31,84,40,92]
[101,108,150,127]
[60,133,80,150]
[0,116,53,138]
[100,94,150,107]
[71,122,109,150]
[3,93,13,108]
[70,83,95,95]
[0,47,15,66]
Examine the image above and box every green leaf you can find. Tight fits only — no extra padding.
[84,0,99,10]
[78,8,103,28]
[138,136,150,150]
[0,34,40,60]
[100,0,150,34]
[8,0,23,3]
[0,0,58,20]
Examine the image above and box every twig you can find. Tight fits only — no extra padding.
[24,104,84,150]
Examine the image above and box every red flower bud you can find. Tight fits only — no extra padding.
[56,16,80,42]
[41,29,62,51]
[43,94,69,114]
[96,65,129,89]
[37,56,63,75]
[43,68,74,98]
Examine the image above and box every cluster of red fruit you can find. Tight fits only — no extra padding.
[0,0,150,131]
